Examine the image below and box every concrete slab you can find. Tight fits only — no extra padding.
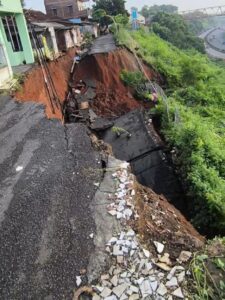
[102,110,160,161]
[102,110,184,206]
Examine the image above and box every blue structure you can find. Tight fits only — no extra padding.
[131,7,138,30]
[69,18,82,24]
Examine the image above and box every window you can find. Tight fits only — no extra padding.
[52,8,57,16]
[67,5,73,15]
[2,16,23,52]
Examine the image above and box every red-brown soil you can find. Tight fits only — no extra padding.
[15,48,76,119]
[73,48,157,117]
[134,183,205,260]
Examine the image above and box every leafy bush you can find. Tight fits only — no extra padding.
[120,70,145,88]
[120,70,147,99]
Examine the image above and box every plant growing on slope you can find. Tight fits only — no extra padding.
[120,70,145,88]
[112,126,132,138]
[190,238,225,300]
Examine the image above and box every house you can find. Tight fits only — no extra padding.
[69,19,98,38]
[0,0,34,85]
[44,0,91,20]
[25,10,83,58]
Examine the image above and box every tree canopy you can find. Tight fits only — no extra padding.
[151,12,205,53]
[93,0,127,16]
[140,5,178,19]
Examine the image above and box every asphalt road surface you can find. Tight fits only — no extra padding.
[206,27,225,52]
[200,27,225,59]
[0,97,101,299]
[89,34,117,55]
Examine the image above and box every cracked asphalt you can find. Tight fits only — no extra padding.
[89,34,117,55]
[0,96,102,300]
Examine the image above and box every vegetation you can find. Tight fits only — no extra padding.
[120,70,145,89]
[187,15,225,35]
[83,32,94,48]
[92,9,112,27]
[190,238,225,299]
[93,0,127,16]
[120,70,147,99]
[140,4,178,19]
[150,13,205,53]
[115,27,225,235]
[112,126,132,138]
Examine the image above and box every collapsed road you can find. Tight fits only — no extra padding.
[0,34,206,299]
[66,35,187,214]
[101,110,185,211]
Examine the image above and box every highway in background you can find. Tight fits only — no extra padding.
[200,27,225,59]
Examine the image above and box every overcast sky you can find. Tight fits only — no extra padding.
[25,0,225,13]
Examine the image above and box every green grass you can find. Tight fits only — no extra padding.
[116,28,225,234]
[190,238,225,299]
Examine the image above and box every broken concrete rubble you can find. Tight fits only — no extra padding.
[178,251,192,263]
[154,241,165,254]
[90,157,189,300]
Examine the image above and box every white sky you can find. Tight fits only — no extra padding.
[25,0,225,13]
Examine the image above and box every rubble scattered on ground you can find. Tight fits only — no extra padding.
[88,162,194,300]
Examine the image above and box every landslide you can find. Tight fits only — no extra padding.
[15,49,76,119]
[73,48,158,117]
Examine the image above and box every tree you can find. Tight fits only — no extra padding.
[140,4,178,19]
[141,5,150,19]
[93,0,127,16]
[92,8,112,27]
[151,12,205,53]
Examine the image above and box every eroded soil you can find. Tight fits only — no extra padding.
[73,49,158,117]
[15,49,76,119]
[134,183,205,260]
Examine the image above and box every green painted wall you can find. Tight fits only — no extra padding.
[0,0,23,14]
[0,0,34,66]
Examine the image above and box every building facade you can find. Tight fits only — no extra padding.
[0,0,34,66]
[44,0,90,19]
[0,0,34,85]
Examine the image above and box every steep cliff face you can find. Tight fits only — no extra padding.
[15,49,76,119]
[15,47,156,119]
[73,48,157,117]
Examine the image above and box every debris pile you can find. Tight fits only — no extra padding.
[90,163,194,300]
[71,49,150,118]
[65,79,97,123]
[106,163,137,221]
[135,185,205,260]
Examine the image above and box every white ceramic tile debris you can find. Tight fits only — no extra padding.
[90,163,189,300]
